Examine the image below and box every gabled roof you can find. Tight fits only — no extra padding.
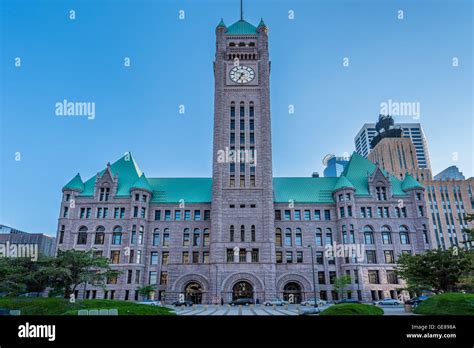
[402,173,424,191]
[333,175,355,191]
[79,152,142,197]
[131,174,153,192]
[63,173,84,192]
[342,152,407,196]
[225,20,257,35]
[217,18,226,28]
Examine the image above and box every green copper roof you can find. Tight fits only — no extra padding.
[402,173,424,191]
[63,173,84,192]
[258,18,266,28]
[342,152,407,196]
[333,175,355,191]
[148,178,212,203]
[79,152,142,197]
[225,20,257,35]
[131,174,153,192]
[69,151,412,203]
[273,177,339,203]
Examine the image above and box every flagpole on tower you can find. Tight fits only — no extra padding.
[240,0,243,20]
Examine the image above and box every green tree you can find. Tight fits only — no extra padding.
[396,247,474,293]
[333,275,352,299]
[137,285,156,300]
[50,249,121,299]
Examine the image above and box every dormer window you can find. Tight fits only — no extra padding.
[229,42,236,47]
[238,42,245,47]
[376,186,387,201]
[249,42,255,47]
[99,187,110,201]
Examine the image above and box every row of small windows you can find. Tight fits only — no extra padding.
[67,207,211,221]
[230,101,255,118]
[227,53,257,60]
[275,209,332,221]
[229,225,256,242]
[226,248,260,263]
[229,42,256,47]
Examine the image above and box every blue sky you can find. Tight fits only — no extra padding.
[1,0,472,235]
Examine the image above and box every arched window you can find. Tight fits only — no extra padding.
[112,226,122,245]
[230,225,234,242]
[342,225,347,244]
[251,225,256,242]
[77,226,88,245]
[285,228,292,246]
[249,101,254,117]
[58,225,65,244]
[183,228,190,246]
[163,228,170,246]
[230,102,235,117]
[363,226,374,244]
[203,228,210,246]
[399,225,409,232]
[153,228,160,246]
[315,228,322,246]
[240,225,245,242]
[325,228,333,245]
[381,226,392,245]
[193,228,201,246]
[275,228,282,246]
[93,226,104,245]
[295,228,302,246]
[240,102,245,118]
[138,225,144,244]
[399,226,410,245]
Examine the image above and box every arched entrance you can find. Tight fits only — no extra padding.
[232,281,254,300]
[184,282,203,304]
[283,282,302,304]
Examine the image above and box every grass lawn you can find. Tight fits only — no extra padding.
[0,297,175,315]
[413,293,474,315]
[319,303,384,316]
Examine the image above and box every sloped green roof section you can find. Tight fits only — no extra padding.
[258,18,266,28]
[217,18,226,28]
[402,173,424,191]
[79,152,142,197]
[131,174,153,192]
[147,178,212,203]
[343,152,407,196]
[333,175,355,191]
[63,173,84,192]
[225,20,257,35]
[273,177,339,203]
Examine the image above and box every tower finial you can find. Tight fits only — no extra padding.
[240,0,243,20]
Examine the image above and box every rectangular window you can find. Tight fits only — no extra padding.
[194,210,201,221]
[368,270,380,284]
[162,252,169,265]
[204,210,211,220]
[136,250,142,264]
[133,206,138,218]
[324,210,331,220]
[384,250,395,264]
[251,249,259,263]
[294,210,301,220]
[315,233,322,246]
[150,252,158,265]
[110,251,120,264]
[182,252,189,264]
[127,270,133,284]
[366,250,377,264]
[141,207,146,218]
[80,208,86,219]
[383,207,389,218]
[135,270,140,284]
[316,251,324,265]
[184,210,191,220]
[203,252,210,264]
[295,232,302,246]
[386,270,398,284]
[382,232,392,244]
[284,210,291,220]
[163,232,170,246]
[154,210,161,220]
[340,207,345,218]
[160,272,168,285]
[153,232,160,246]
[367,207,372,218]
[347,206,352,217]
[174,210,181,220]
[314,210,321,220]
[149,271,157,284]
[226,249,233,262]
[276,251,283,263]
[329,271,336,284]
[400,232,410,245]
[318,272,326,284]
[325,233,333,245]
[304,210,310,220]
[275,210,281,220]
[285,231,292,246]
[165,210,171,221]
[286,251,293,263]
[360,207,366,218]
[418,206,424,217]
[114,208,119,219]
[296,251,303,263]
[86,208,91,218]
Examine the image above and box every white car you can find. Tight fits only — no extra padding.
[373,298,402,306]
[301,298,327,306]
[137,300,161,306]
[263,299,289,306]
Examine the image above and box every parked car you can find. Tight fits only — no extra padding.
[137,300,161,306]
[263,299,288,306]
[335,299,361,304]
[300,307,320,315]
[405,296,430,306]
[373,298,402,306]
[229,298,254,306]
[171,300,193,307]
[301,298,327,306]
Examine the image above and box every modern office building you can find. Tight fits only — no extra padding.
[367,138,474,250]
[323,155,350,178]
[434,166,466,181]
[355,123,431,170]
[56,13,430,304]
[0,224,56,256]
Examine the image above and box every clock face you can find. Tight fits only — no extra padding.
[229,65,255,84]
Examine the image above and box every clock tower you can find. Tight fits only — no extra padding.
[210,12,276,301]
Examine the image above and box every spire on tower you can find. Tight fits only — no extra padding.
[240,0,243,20]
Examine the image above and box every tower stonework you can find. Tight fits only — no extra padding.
[211,18,276,301]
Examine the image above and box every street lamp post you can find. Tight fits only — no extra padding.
[307,245,318,308]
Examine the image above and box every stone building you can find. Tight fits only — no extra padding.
[56,15,430,304]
